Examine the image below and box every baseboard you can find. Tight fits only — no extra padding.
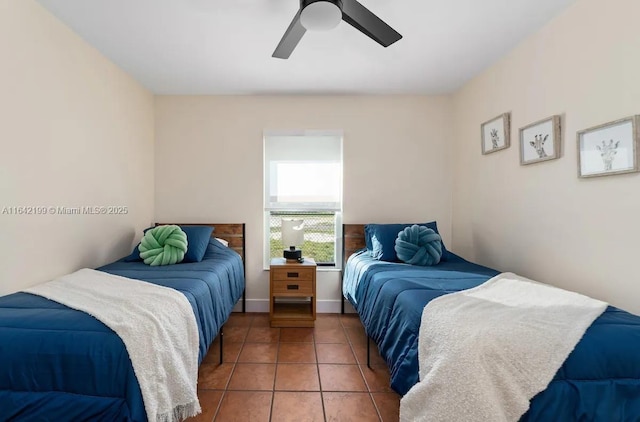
[234,299,268,313]
[233,299,356,314]
[316,300,343,313]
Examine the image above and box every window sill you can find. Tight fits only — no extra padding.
[317,267,341,272]
[263,267,342,272]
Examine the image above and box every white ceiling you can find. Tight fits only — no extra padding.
[36,0,576,95]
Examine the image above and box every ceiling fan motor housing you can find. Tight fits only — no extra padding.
[300,0,344,31]
[301,0,343,9]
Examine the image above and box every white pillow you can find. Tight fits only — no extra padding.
[215,237,229,247]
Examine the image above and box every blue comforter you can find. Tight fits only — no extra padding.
[0,239,244,421]
[344,250,640,421]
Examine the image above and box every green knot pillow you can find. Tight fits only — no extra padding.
[394,225,442,266]
[139,225,188,266]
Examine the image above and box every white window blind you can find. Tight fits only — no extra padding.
[264,134,342,212]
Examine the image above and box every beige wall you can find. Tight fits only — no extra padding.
[155,96,453,311]
[0,0,155,295]
[452,0,640,314]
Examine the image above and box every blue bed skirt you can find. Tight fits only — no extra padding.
[343,250,640,421]
[0,239,244,421]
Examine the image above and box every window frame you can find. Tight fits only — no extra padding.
[263,130,343,270]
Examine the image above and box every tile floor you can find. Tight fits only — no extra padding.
[189,313,400,422]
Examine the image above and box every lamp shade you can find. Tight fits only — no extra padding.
[281,219,304,248]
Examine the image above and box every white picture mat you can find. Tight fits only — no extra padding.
[579,121,634,176]
[483,117,506,152]
[522,120,555,162]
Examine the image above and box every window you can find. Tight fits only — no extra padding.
[264,132,343,267]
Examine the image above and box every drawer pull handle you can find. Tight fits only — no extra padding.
[287,272,299,278]
[287,284,299,290]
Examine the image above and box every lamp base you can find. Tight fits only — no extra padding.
[283,248,302,262]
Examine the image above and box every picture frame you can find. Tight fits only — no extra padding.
[481,112,510,154]
[577,115,639,178]
[519,115,562,165]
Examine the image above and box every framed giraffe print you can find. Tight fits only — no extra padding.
[519,115,562,165]
[577,115,639,178]
[481,112,510,154]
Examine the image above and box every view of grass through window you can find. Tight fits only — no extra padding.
[270,212,336,265]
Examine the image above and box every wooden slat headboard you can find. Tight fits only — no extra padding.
[342,224,366,268]
[155,223,245,262]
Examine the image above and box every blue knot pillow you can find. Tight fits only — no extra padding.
[365,221,451,262]
[394,225,442,266]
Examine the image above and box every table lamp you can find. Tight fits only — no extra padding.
[281,218,304,263]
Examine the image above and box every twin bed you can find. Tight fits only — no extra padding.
[341,223,640,421]
[0,223,245,421]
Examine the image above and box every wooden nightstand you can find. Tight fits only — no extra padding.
[269,258,317,327]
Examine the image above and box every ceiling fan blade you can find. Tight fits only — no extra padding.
[272,10,307,59]
[341,0,402,47]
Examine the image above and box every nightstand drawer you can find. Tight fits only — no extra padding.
[272,279,313,295]
[271,268,314,282]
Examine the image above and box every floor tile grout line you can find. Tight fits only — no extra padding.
[210,390,225,422]
[211,314,251,422]
[315,322,328,422]
[268,334,281,422]
[344,317,385,422]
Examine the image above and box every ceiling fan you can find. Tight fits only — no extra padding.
[272,0,402,59]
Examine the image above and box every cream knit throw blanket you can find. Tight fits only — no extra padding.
[400,272,607,422]
[24,268,201,422]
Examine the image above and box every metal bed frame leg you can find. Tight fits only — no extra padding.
[340,272,346,315]
[367,336,372,369]
[219,325,224,365]
[242,288,246,313]
[242,223,246,314]
[340,271,345,314]
[341,225,345,315]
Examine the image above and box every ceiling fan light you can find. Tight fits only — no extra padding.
[300,1,342,31]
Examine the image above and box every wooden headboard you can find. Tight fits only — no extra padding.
[155,223,246,262]
[342,224,366,268]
